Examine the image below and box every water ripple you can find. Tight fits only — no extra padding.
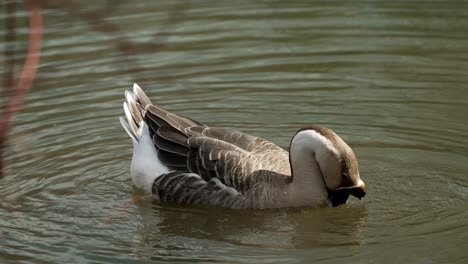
[1,1,468,263]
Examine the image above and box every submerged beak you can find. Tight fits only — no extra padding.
[328,179,366,207]
[349,179,366,200]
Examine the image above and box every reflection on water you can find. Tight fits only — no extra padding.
[1,1,468,263]
[131,201,368,262]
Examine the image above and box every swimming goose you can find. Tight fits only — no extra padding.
[120,84,366,209]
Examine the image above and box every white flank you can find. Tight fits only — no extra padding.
[130,122,169,193]
[120,83,169,193]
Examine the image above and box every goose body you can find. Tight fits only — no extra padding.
[120,84,366,209]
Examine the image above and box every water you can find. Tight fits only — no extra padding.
[1,1,468,263]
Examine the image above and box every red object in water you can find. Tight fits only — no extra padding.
[0,1,42,176]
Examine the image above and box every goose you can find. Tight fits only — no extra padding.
[120,84,366,209]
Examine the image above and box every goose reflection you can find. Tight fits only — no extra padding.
[130,200,368,260]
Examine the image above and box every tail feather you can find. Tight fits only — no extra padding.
[123,101,139,140]
[125,90,143,124]
[121,83,150,143]
[120,116,138,143]
[133,83,152,108]
[121,83,170,192]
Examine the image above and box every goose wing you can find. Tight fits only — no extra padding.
[145,104,291,194]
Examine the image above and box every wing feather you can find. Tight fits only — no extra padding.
[143,101,291,194]
[152,171,290,209]
[123,85,295,208]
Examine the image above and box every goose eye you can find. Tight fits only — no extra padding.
[342,172,351,182]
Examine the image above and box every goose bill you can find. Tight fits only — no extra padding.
[327,185,366,207]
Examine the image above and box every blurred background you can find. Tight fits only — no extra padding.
[1,1,468,263]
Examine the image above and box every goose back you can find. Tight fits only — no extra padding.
[145,104,292,196]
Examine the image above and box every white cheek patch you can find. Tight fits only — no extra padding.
[131,123,169,192]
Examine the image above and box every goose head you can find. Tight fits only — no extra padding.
[290,125,366,207]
